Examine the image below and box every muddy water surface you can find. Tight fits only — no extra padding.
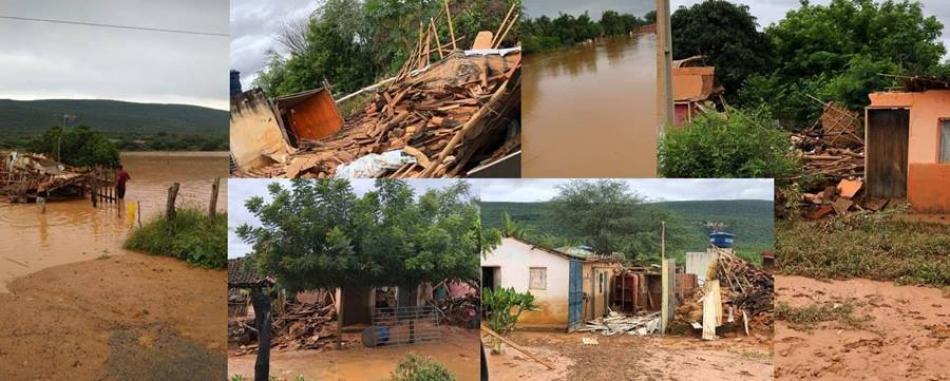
[0,151,228,292]
[523,34,658,177]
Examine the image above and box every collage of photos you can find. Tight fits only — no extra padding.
[0,0,948,380]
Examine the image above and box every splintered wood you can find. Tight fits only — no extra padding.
[238,20,522,179]
[230,300,341,354]
[714,248,773,318]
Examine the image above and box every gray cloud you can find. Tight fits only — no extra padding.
[230,0,317,89]
[0,0,229,110]
[525,0,654,20]
[228,178,773,258]
[671,0,950,59]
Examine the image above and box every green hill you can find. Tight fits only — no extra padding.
[479,199,774,252]
[0,98,227,135]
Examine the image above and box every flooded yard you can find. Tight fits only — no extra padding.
[0,151,228,292]
[522,34,658,178]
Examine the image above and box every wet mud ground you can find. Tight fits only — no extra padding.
[775,275,950,380]
[228,327,480,381]
[487,330,773,381]
[0,152,228,379]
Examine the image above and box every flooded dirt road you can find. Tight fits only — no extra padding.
[488,331,772,381]
[0,151,228,292]
[522,34,658,178]
[775,275,949,381]
[228,327,481,381]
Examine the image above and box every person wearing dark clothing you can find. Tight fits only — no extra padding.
[115,165,131,199]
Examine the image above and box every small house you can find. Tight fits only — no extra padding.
[866,77,950,212]
[481,238,622,331]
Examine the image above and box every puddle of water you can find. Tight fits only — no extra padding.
[522,34,658,177]
[0,152,228,292]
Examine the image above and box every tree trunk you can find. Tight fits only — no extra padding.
[208,177,220,220]
[251,289,272,381]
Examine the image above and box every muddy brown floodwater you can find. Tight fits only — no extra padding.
[522,34,658,178]
[0,151,228,292]
[0,151,228,380]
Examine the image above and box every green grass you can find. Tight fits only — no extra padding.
[775,300,872,331]
[776,213,950,287]
[125,208,227,269]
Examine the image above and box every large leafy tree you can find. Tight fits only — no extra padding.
[743,0,946,124]
[236,179,498,293]
[671,0,772,99]
[549,180,689,261]
[28,125,119,167]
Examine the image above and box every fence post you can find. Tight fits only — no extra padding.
[166,182,180,220]
[209,176,220,220]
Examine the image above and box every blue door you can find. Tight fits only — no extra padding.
[568,259,583,332]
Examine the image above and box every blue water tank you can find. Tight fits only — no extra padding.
[709,232,735,248]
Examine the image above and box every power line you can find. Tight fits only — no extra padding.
[0,15,228,37]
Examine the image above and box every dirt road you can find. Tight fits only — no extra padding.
[486,330,773,381]
[775,275,949,380]
[0,253,226,380]
[228,327,480,381]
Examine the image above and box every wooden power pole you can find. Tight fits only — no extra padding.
[656,0,675,134]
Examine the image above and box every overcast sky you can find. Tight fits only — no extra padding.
[227,178,773,258]
[230,0,317,89]
[525,0,654,20]
[0,0,229,110]
[670,0,950,59]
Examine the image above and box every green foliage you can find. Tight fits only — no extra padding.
[499,211,533,240]
[549,180,691,261]
[658,107,800,181]
[522,10,646,53]
[0,98,227,136]
[671,0,772,99]
[125,209,228,269]
[28,126,119,167]
[256,0,521,97]
[482,287,538,335]
[743,0,946,124]
[390,354,455,381]
[777,215,950,287]
[775,300,871,331]
[237,180,499,292]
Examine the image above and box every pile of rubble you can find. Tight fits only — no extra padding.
[230,300,341,354]
[233,7,521,179]
[580,311,660,336]
[435,294,479,328]
[788,102,887,219]
[1,151,89,201]
[675,248,773,339]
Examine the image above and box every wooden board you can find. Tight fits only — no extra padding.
[866,108,909,198]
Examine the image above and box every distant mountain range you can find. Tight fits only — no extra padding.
[0,99,227,136]
[479,199,775,251]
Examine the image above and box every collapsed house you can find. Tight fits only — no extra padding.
[0,151,90,202]
[865,76,950,213]
[230,21,522,179]
[672,56,724,127]
[227,258,478,353]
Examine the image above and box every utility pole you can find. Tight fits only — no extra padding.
[656,0,674,135]
[661,220,666,260]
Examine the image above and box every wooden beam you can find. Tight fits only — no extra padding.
[480,325,555,370]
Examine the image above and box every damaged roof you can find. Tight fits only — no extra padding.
[672,56,721,102]
[228,257,275,288]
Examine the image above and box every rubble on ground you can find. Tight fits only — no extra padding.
[229,300,342,355]
[0,151,90,201]
[434,294,479,328]
[580,311,660,336]
[232,15,521,179]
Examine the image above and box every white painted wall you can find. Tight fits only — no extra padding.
[482,238,571,326]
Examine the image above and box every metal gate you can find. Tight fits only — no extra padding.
[568,258,583,332]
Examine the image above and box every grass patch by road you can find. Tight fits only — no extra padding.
[775,300,871,331]
[776,213,950,287]
[125,208,226,269]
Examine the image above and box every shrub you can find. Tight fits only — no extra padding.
[390,354,455,381]
[125,208,227,269]
[658,107,800,182]
[481,287,538,335]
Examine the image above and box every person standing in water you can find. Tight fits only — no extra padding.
[115,164,131,200]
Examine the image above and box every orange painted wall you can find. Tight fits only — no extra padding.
[868,90,950,212]
[288,91,343,141]
[868,90,950,164]
[908,164,950,213]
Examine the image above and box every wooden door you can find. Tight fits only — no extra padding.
[867,109,910,198]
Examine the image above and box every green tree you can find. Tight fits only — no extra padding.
[499,211,533,240]
[549,180,687,260]
[481,287,538,335]
[658,107,800,181]
[28,125,119,167]
[671,0,772,99]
